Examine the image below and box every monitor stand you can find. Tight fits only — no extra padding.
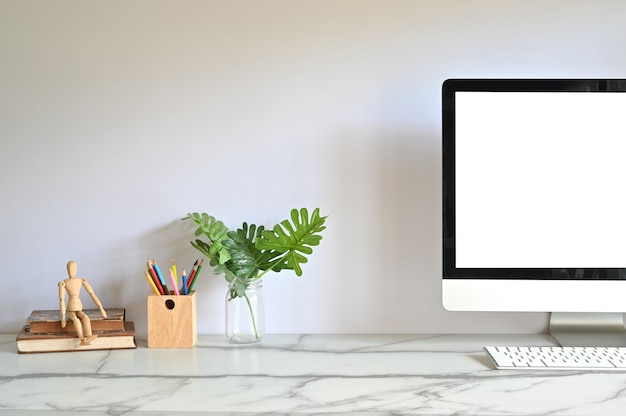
[549,312,626,347]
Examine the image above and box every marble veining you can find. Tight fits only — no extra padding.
[2,334,626,415]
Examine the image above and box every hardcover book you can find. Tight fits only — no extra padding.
[16,321,136,354]
[26,308,126,334]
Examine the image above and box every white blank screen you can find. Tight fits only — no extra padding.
[455,92,626,268]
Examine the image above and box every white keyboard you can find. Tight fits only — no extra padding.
[484,346,626,370]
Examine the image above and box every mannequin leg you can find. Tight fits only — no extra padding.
[68,311,84,340]
[76,310,97,345]
[77,310,92,337]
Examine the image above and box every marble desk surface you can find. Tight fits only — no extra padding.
[1,333,625,416]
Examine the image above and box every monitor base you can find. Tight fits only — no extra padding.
[549,312,626,347]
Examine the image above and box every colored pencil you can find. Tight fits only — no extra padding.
[144,269,161,295]
[171,259,178,287]
[147,260,164,295]
[186,260,198,291]
[189,259,203,292]
[169,268,180,295]
[182,269,188,295]
[152,259,170,294]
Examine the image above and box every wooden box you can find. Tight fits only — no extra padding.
[147,291,197,348]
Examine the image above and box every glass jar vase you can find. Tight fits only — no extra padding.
[225,279,265,343]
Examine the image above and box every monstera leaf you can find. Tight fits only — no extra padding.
[256,208,327,276]
[183,212,232,266]
[221,223,264,281]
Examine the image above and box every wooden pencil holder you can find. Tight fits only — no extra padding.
[147,291,197,348]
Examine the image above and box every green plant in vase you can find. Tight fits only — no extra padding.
[182,207,327,342]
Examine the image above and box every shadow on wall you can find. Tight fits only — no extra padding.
[329,128,440,333]
[373,130,441,329]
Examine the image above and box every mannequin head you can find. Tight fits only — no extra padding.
[66,261,77,279]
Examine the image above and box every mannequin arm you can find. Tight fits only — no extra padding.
[82,279,107,318]
[58,282,66,328]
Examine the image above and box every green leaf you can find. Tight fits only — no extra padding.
[256,208,327,276]
[221,222,281,280]
[183,212,232,265]
[191,239,211,258]
[222,227,258,280]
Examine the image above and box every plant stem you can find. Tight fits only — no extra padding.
[243,292,259,340]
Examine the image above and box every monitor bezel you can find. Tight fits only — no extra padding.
[442,78,626,313]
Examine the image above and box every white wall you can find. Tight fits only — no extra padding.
[1,0,624,336]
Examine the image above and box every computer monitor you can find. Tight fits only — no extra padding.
[442,78,626,347]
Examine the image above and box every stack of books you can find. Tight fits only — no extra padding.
[16,308,136,353]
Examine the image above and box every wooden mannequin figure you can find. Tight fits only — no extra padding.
[58,261,108,346]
